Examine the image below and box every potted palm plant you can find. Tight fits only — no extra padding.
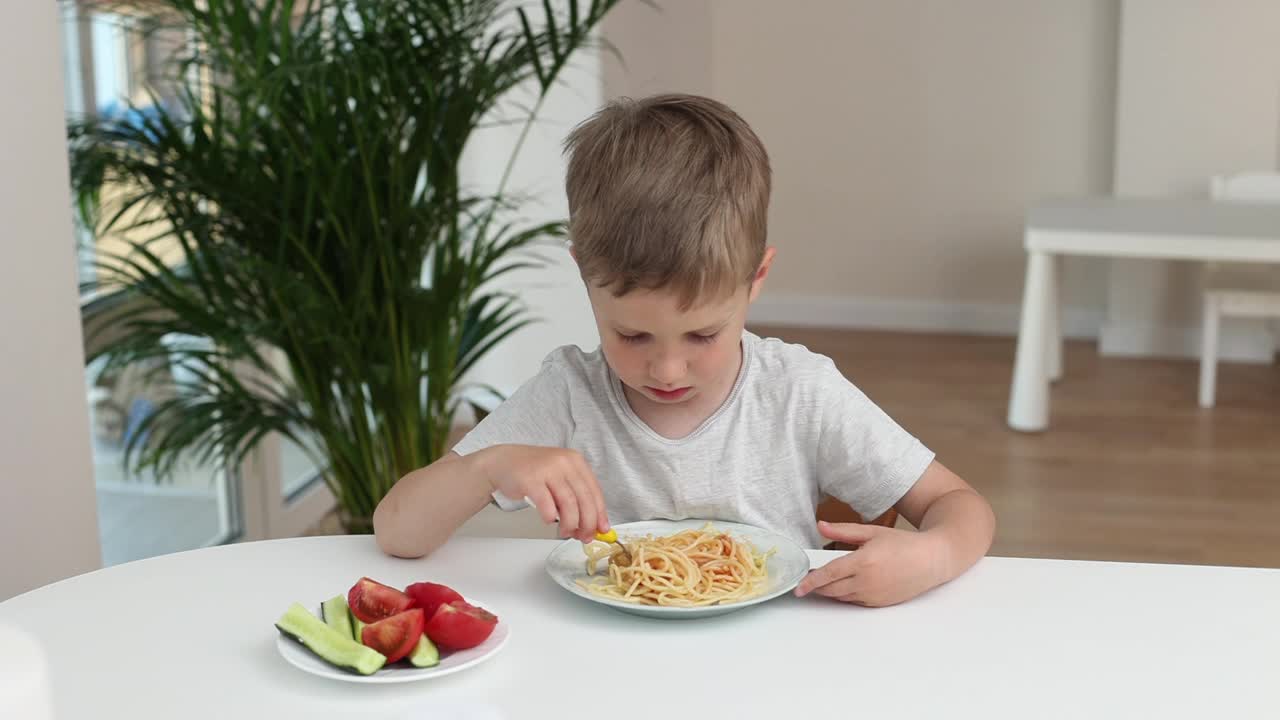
[68,0,621,533]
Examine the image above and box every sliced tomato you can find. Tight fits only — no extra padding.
[405,581,463,619]
[347,577,414,623]
[423,600,498,651]
[360,608,425,664]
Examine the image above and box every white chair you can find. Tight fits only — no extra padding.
[1199,172,1280,408]
[0,624,54,720]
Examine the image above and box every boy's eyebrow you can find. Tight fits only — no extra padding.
[613,316,733,335]
[692,318,732,334]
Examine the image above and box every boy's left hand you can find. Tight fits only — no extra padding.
[794,520,946,607]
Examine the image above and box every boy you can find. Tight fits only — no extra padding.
[374,93,994,607]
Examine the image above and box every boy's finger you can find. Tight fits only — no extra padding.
[794,555,858,597]
[574,465,602,532]
[547,479,581,537]
[562,472,597,542]
[811,575,861,599]
[524,490,558,526]
[579,463,610,532]
[818,520,882,545]
[585,472,609,535]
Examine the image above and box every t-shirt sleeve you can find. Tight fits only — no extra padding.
[452,358,574,457]
[814,358,935,523]
[451,357,575,510]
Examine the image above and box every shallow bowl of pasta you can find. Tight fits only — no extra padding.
[544,519,810,619]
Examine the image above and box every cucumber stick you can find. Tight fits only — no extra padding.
[407,633,440,668]
[321,595,355,639]
[275,603,386,675]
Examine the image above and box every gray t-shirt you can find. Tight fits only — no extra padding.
[451,330,935,548]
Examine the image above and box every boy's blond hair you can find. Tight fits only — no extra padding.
[563,93,771,309]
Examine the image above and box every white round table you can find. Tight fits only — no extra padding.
[2,535,1278,718]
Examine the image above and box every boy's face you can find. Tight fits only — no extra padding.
[583,249,775,410]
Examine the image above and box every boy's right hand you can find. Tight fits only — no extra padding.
[474,445,609,543]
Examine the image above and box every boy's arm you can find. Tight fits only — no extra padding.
[796,460,994,606]
[375,355,608,558]
[895,460,995,582]
[373,451,493,559]
[373,444,610,559]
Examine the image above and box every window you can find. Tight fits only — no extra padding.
[60,1,333,564]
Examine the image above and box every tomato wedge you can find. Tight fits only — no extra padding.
[405,581,463,619]
[347,577,414,623]
[360,608,425,664]
[423,600,498,651]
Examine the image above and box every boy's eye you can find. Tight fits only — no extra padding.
[689,332,718,344]
[617,332,649,344]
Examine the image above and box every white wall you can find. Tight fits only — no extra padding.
[0,3,102,601]
[450,10,610,542]
[1103,0,1280,362]
[602,1,1280,361]
[603,0,1119,339]
[602,0,713,99]
[459,25,605,403]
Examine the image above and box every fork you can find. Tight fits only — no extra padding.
[592,529,633,566]
[522,494,633,564]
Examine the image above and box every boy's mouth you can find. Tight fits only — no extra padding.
[646,386,691,401]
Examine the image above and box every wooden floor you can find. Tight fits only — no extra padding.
[751,325,1280,569]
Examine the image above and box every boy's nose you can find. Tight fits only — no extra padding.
[649,354,686,385]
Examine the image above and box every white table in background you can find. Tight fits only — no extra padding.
[1008,196,1280,431]
[1,534,1277,718]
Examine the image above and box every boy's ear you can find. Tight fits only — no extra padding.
[748,246,776,303]
[568,245,578,264]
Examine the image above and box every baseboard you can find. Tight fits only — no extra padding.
[749,293,1277,364]
[95,481,219,499]
[748,293,1104,340]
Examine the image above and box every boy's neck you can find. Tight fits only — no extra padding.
[620,335,745,441]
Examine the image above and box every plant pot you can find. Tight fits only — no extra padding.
[339,512,375,535]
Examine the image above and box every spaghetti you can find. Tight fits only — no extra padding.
[576,524,774,607]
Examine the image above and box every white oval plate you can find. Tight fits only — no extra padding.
[545,519,811,619]
[276,600,510,684]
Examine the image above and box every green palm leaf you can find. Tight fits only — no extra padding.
[70,0,621,531]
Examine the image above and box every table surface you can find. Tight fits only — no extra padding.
[2,535,1277,719]
[1029,196,1280,239]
